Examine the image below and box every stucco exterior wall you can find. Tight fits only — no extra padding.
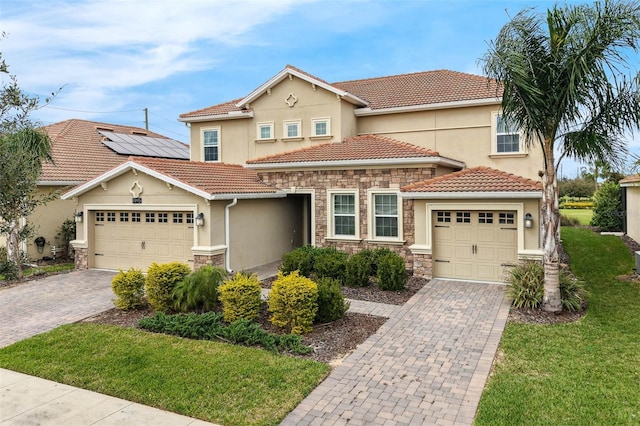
[189,119,250,164]
[26,186,76,261]
[625,185,640,243]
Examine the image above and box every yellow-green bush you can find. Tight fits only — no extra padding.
[559,201,594,209]
[268,271,318,334]
[218,272,262,322]
[112,268,146,310]
[145,262,191,313]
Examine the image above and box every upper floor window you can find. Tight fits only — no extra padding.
[203,128,220,161]
[496,114,520,153]
[284,120,301,138]
[257,122,274,140]
[312,118,330,137]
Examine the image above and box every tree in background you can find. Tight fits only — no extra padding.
[0,36,57,278]
[482,0,640,311]
[559,177,596,199]
[591,181,624,231]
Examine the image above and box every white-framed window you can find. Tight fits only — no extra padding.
[311,118,330,137]
[256,122,274,140]
[368,191,403,241]
[327,189,359,239]
[494,113,520,153]
[283,120,301,138]
[202,127,220,161]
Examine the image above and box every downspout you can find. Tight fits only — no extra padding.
[225,198,238,273]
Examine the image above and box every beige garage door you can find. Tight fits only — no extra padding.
[93,211,194,270]
[432,210,517,282]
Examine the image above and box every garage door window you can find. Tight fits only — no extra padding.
[96,212,104,222]
[436,211,451,223]
[173,213,183,223]
[158,213,168,223]
[479,212,494,224]
[132,212,141,222]
[146,213,155,223]
[456,212,471,223]
[186,213,194,224]
[120,213,129,222]
[499,212,515,224]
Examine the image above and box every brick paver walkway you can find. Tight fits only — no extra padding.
[283,279,510,426]
[0,270,116,347]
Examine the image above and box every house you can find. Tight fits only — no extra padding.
[620,175,640,244]
[63,65,544,282]
[16,119,189,260]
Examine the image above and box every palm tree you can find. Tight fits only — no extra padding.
[482,0,640,312]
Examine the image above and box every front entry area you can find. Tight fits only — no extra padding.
[92,210,194,270]
[432,210,517,282]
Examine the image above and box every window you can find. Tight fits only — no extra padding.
[203,128,220,161]
[283,120,301,138]
[456,212,471,223]
[120,212,129,222]
[96,212,104,222]
[373,194,399,238]
[107,212,116,222]
[145,213,155,223]
[496,115,520,153]
[186,213,194,224]
[331,192,357,237]
[478,212,494,224]
[311,118,330,137]
[499,212,515,224]
[257,122,274,140]
[131,212,141,223]
[173,213,183,224]
[436,211,451,223]
[158,213,168,223]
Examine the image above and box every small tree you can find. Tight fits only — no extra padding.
[590,181,623,231]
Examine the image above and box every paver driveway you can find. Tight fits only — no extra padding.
[283,279,510,426]
[0,270,116,348]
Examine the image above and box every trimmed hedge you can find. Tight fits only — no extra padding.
[345,250,372,287]
[559,201,594,209]
[313,247,348,282]
[315,277,349,323]
[376,252,407,291]
[145,262,191,313]
[280,245,316,277]
[218,272,262,322]
[268,271,318,334]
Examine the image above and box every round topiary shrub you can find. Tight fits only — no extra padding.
[313,246,348,283]
[375,252,407,291]
[315,277,349,323]
[268,271,318,334]
[218,272,262,322]
[280,245,317,277]
[172,265,227,313]
[112,268,146,310]
[345,251,372,287]
[145,262,191,313]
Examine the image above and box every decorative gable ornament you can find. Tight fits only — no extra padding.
[129,181,143,198]
[285,93,298,107]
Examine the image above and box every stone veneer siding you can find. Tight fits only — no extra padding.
[257,167,435,272]
[194,253,225,270]
[74,247,88,270]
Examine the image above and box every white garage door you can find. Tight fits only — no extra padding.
[432,210,517,282]
[93,211,194,270]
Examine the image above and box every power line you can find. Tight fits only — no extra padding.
[42,105,142,114]
[148,110,181,124]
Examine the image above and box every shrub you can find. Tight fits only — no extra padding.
[505,261,544,309]
[0,261,19,281]
[138,312,312,354]
[559,201,595,209]
[268,271,318,334]
[0,246,7,263]
[218,272,262,322]
[281,245,317,277]
[560,214,581,227]
[371,247,394,275]
[590,181,623,231]
[560,271,587,312]
[315,277,349,323]
[55,219,76,261]
[112,268,146,310]
[313,246,348,282]
[375,252,407,291]
[172,265,227,313]
[145,262,191,313]
[345,251,372,287]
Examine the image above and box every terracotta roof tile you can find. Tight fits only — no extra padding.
[40,119,178,183]
[178,98,251,119]
[620,174,640,184]
[129,156,278,195]
[401,166,542,193]
[246,135,445,165]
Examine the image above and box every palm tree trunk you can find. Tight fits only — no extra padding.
[541,143,562,312]
[6,220,23,279]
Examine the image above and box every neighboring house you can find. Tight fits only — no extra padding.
[620,175,640,244]
[18,119,189,261]
[64,65,545,282]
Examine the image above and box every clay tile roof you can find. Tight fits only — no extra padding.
[333,69,502,110]
[178,98,251,119]
[40,119,175,183]
[401,166,542,193]
[620,174,640,184]
[246,134,446,165]
[129,156,279,195]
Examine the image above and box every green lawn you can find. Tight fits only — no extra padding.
[0,324,329,426]
[475,228,640,425]
[0,262,74,281]
[559,208,593,225]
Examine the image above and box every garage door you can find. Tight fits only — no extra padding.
[93,211,194,270]
[432,210,517,282]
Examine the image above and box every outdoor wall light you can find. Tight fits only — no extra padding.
[524,212,534,228]
[74,211,84,223]
[195,212,205,227]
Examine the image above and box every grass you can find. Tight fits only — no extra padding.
[475,228,640,425]
[0,324,329,426]
[559,208,593,225]
[0,262,75,281]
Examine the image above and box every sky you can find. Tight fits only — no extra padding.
[1,0,638,178]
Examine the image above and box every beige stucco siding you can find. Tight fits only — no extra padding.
[27,186,75,260]
[189,119,250,164]
[625,186,640,243]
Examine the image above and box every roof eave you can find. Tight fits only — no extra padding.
[400,190,542,199]
[245,156,465,170]
[236,68,369,108]
[178,110,254,123]
[38,180,82,186]
[620,180,640,187]
[210,191,287,200]
[354,97,502,117]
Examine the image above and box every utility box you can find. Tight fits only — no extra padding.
[636,251,640,274]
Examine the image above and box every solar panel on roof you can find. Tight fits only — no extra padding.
[98,131,189,160]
